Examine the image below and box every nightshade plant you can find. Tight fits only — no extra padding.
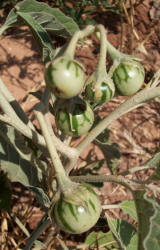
[0,0,160,249]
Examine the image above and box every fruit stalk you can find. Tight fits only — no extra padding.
[34,102,75,193]
[96,31,130,60]
[95,24,107,77]
[64,25,95,59]
[85,25,115,107]
[106,39,123,60]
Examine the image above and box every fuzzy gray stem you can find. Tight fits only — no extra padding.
[34,103,72,192]
[44,112,79,162]
[77,86,160,154]
[95,25,107,74]
[0,79,35,130]
[106,39,123,60]
[71,175,145,191]
[64,25,95,59]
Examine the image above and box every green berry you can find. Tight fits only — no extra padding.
[55,97,94,136]
[112,60,145,96]
[52,183,101,234]
[45,57,85,98]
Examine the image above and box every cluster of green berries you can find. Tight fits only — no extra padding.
[45,50,145,137]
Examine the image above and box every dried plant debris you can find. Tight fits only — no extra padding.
[149,0,160,21]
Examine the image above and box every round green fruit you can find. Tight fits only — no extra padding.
[85,81,114,105]
[112,60,145,96]
[52,184,101,234]
[55,97,94,136]
[45,57,85,99]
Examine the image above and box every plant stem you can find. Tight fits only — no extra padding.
[120,151,160,176]
[129,0,134,54]
[76,85,160,155]
[41,86,51,107]
[24,215,51,250]
[96,31,122,60]
[0,91,26,126]
[121,165,156,176]
[71,175,145,191]
[95,25,107,76]
[44,112,79,163]
[0,82,78,161]
[0,107,78,161]
[102,204,120,209]
[106,39,122,60]
[34,102,73,192]
[0,79,35,130]
[64,25,95,59]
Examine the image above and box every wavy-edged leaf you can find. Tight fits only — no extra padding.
[147,152,160,181]
[0,8,18,36]
[29,11,78,38]
[121,152,160,176]
[76,160,104,188]
[0,123,45,187]
[143,195,160,250]
[0,123,51,208]
[145,152,160,168]
[106,214,138,250]
[119,200,137,222]
[133,190,155,250]
[95,127,121,174]
[17,11,54,62]
[0,0,79,38]
[27,186,50,209]
[79,230,119,249]
[133,190,160,250]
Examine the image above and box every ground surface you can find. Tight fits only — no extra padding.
[0,0,160,249]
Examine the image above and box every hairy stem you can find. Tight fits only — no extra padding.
[0,79,35,130]
[44,112,79,163]
[34,102,73,192]
[77,86,160,154]
[95,24,107,75]
[120,151,160,176]
[64,25,95,59]
[71,175,145,191]
[106,39,123,60]
[41,86,51,107]
[96,31,123,60]
[0,83,78,160]
[0,91,26,126]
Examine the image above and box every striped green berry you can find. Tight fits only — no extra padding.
[85,81,114,106]
[112,60,145,96]
[55,97,94,136]
[52,183,101,234]
[45,57,85,99]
